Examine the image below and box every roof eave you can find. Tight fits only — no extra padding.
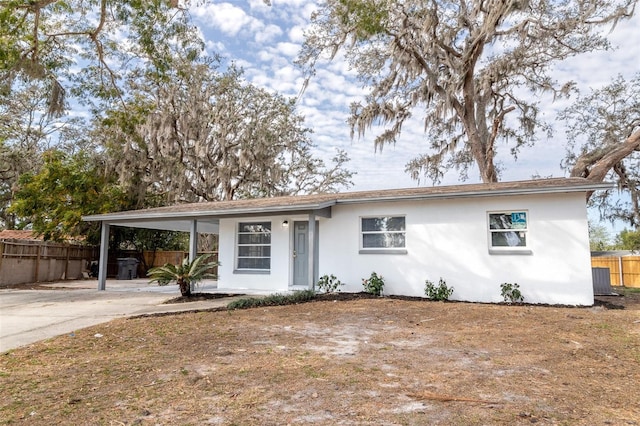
[82,200,337,223]
[336,182,614,205]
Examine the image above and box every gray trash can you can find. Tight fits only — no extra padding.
[117,258,139,280]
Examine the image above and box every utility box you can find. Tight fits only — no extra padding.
[592,267,612,295]
[117,258,139,280]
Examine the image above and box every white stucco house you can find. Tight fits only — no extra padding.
[83,177,610,306]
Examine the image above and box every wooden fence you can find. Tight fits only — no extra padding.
[0,240,220,286]
[0,240,97,286]
[101,250,218,279]
[141,251,218,277]
[591,256,640,288]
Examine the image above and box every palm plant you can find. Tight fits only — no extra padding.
[147,254,218,297]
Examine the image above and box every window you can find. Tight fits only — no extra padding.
[488,211,529,252]
[236,222,271,271]
[360,216,406,253]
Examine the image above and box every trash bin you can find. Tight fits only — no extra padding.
[116,258,139,280]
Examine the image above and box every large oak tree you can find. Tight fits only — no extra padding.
[562,74,640,227]
[298,0,637,185]
[97,56,354,204]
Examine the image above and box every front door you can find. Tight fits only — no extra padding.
[293,222,309,286]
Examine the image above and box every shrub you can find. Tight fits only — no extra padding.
[424,278,454,301]
[500,282,524,304]
[317,274,344,293]
[362,272,384,296]
[147,254,218,297]
[227,290,316,310]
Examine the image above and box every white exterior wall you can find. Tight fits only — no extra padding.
[218,215,308,291]
[217,193,594,305]
[319,192,593,305]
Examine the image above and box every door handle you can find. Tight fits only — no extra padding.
[293,250,297,259]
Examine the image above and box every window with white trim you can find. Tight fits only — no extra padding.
[360,216,406,251]
[237,222,271,270]
[488,211,528,250]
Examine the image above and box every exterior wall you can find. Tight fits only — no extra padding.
[216,193,593,305]
[318,193,593,305]
[218,215,302,291]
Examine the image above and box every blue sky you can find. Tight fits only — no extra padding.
[187,0,639,195]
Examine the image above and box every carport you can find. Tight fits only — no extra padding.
[82,196,332,291]
[82,213,219,291]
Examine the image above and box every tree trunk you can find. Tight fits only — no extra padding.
[570,130,640,200]
[178,278,191,297]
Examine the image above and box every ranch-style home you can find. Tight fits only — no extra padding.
[83,177,611,306]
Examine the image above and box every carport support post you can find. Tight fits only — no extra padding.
[98,222,109,291]
[188,219,198,263]
[308,213,315,291]
[189,219,198,293]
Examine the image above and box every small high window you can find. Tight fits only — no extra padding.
[236,222,271,271]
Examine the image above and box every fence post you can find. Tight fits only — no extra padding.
[619,257,624,287]
[0,242,3,279]
[64,245,70,280]
[34,245,41,283]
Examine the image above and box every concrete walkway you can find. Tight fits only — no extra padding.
[0,279,267,352]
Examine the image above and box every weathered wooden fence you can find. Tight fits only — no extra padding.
[591,256,640,288]
[141,251,219,277]
[0,243,219,287]
[103,250,219,280]
[0,240,97,287]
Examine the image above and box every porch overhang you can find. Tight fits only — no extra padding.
[83,202,334,232]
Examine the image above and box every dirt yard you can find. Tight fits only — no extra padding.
[1,290,639,425]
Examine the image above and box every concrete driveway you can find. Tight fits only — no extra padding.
[0,279,260,352]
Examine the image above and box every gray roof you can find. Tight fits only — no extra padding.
[82,177,611,233]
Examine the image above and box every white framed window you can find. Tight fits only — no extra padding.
[360,216,406,254]
[488,211,530,254]
[236,222,271,271]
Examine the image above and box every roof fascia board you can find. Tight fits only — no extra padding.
[85,205,334,224]
[336,183,613,205]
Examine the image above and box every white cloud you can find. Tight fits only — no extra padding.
[192,3,264,37]
[274,41,300,57]
[288,25,305,43]
[255,24,283,43]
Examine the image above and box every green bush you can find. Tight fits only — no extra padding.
[424,278,454,301]
[500,282,524,304]
[317,274,344,293]
[227,290,316,310]
[362,272,384,296]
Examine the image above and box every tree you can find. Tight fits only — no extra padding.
[298,0,636,184]
[0,0,204,228]
[98,56,353,203]
[0,78,83,229]
[589,221,613,251]
[561,74,640,227]
[147,253,218,297]
[9,149,127,243]
[0,0,202,117]
[614,228,640,251]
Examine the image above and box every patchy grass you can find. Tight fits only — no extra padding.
[1,292,639,425]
